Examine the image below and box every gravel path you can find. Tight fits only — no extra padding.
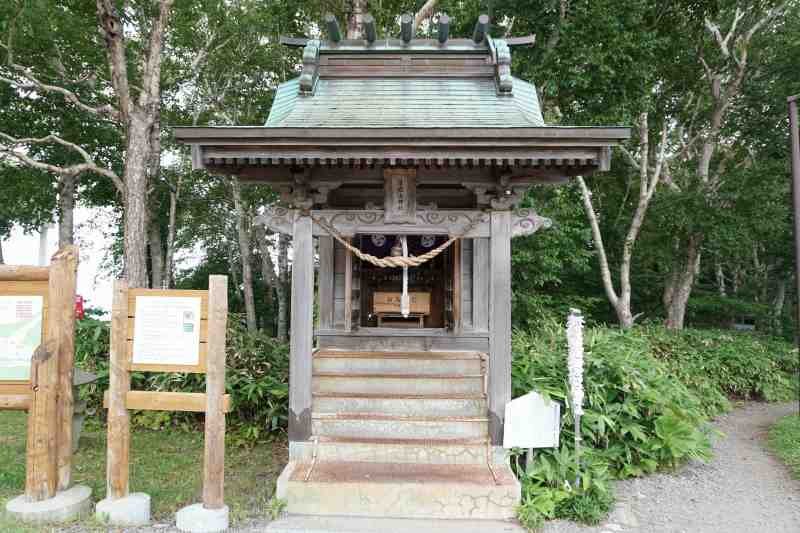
[544,402,800,533]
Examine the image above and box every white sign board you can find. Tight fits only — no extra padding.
[0,295,44,381]
[132,296,201,366]
[503,391,561,449]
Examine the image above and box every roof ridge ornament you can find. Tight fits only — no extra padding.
[493,38,513,94]
[299,39,320,95]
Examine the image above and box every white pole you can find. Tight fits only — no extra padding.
[38,225,49,266]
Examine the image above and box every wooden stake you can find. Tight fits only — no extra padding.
[53,245,79,491]
[203,275,228,509]
[106,280,131,500]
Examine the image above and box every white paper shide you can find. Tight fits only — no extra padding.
[566,308,585,416]
[132,296,201,366]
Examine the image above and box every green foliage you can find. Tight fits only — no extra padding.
[768,414,800,479]
[75,314,289,441]
[511,323,796,527]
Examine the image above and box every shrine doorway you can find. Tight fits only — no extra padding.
[354,233,455,330]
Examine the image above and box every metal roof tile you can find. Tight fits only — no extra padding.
[264,77,544,128]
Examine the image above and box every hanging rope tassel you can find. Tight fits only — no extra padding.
[400,236,410,317]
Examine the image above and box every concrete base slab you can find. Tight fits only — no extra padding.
[176,503,229,533]
[95,492,151,526]
[266,514,526,533]
[4,485,92,524]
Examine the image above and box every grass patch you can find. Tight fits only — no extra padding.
[0,411,287,528]
[768,413,800,479]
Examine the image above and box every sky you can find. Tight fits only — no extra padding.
[4,206,118,313]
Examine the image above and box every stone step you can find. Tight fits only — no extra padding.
[279,461,520,520]
[313,353,483,376]
[312,413,489,440]
[313,393,487,417]
[294,436,499,465]
[312,373,484,396]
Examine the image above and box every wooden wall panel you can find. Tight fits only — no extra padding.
[472,238,490,331]
[460,238,474,329]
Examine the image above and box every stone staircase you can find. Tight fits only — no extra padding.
[277,349,521,520]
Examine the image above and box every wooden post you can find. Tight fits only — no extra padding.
[25,246,78,500]
[489,210,512,445]
[54,246,78,491]
[203,276,228,509]
[318,236,334,330]
[289,214,315,442]
[106,280,131,500]
[25,341,59,501]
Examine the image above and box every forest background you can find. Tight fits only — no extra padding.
[1,0,799,338]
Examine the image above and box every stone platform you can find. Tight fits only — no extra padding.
[266,514,526,533]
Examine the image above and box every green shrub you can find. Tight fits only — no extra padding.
[768,414,800,479]
[511,323,796,528]
[75,314,289,442]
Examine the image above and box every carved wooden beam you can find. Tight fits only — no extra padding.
[255,207,550,239]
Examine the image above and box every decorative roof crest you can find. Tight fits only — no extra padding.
[299,39,320,95]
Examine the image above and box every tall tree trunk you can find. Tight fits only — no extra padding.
[0,237,4,264]
[716,262,726,296]
[164,175,181,288]
[254,224,277,335]
[148,212,164,289]
[346,0,367,39]
[226,238,242,304]
[123,112,152,288]
[230,178,256,332]
[771,275,787,329]
[276,233,290,341]
[663,235,701,329]
[57,174,76,247]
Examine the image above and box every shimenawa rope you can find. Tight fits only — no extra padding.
[308,212,483,269]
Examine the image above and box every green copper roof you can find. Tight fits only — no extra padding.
[265,77,545,128]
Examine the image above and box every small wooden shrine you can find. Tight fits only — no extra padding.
[175,13,628,522]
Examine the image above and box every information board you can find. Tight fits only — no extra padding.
[132,296,201,366]
[0,295,44,381]
[503,391,561,449]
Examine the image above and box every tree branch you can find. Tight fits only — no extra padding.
[414,0,439,29]
[97,0,132,123]
[0,67,119,122]
[0,132,123,192]
[577,176,619,307]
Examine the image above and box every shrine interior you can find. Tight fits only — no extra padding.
[353,233,453,329]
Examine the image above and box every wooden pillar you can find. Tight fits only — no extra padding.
[54,246,78,491]
[318,236,334,330]
[106,280,130,500]
[289,214,315,442]
[488,211,512,445]
[26,246,78,501]
[203,275,228,509]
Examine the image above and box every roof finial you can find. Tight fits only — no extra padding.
[325,13,342,43]
[438,14,450,44]
[364,14,377,43]
[400,13,413,44]
[473,14,489,43]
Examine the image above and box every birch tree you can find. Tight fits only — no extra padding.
[660,1,789,329]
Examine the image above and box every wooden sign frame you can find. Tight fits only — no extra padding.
[104,276,230,511]
[0,247,79,502]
